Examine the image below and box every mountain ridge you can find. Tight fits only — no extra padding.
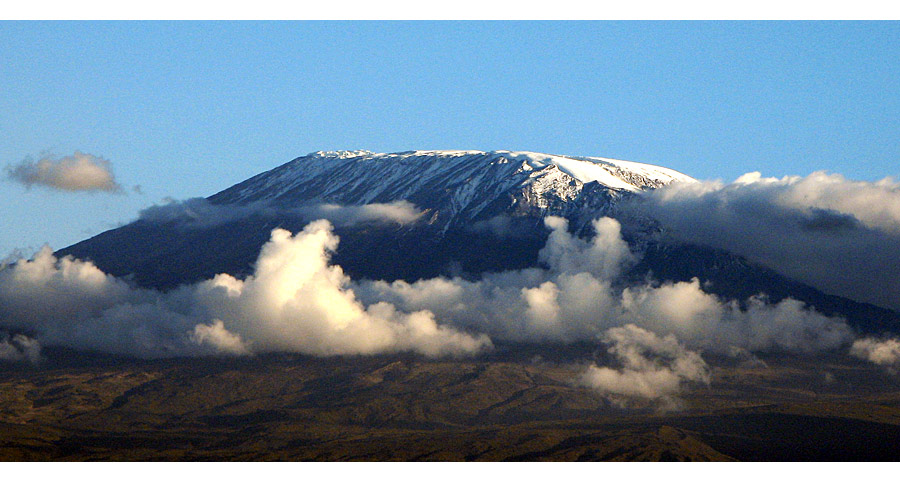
[57,149,900,335]
[208,150,695,234]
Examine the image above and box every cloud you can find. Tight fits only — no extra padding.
[579,324,710,404]
[850,337,900,367]
[629,171,900,311]
[137,198,424,229]
[0,221,489,358]
[298,201,424,226]
[0,333,41,364]
[0,212,862,368]
[193,222,490,357]
[620,280,853,354]
[539,216,636,280]
[5,152,123,192]
[190,320,251,356]
[137,198,276,228]
[357,216,854,353]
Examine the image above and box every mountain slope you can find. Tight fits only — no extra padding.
[209,150,695,233]
[62,150,693,286]
[59,150,900,334]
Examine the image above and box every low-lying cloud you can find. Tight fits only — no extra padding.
[0,210,878,406]
[299,201,424,226]
[5,152,122,193]
[630,171,900,311]
[579,324,710,404]
[357,217,854,354]
[0,221,488,358]
[850,337,900,368]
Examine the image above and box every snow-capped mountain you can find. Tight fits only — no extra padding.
[209,150,695,233]
[214,150,694,203]
[61,149,692,287]
[58,150,900,334]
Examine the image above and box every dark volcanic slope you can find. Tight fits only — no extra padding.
[60,150,682,287]
[58,150,900,335]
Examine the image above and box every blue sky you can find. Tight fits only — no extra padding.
[1,21,899,256]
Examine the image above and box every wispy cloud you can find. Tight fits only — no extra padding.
[0,333,41,364]
[137,198,424,229]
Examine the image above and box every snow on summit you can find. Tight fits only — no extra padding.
[209,150,696,227]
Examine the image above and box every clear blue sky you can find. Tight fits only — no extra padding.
[1,21,898,257]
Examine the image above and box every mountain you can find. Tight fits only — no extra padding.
[60,150,692,285]
[59,150,900,334]
[208,149,694,219]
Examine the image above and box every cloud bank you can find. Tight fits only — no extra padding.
[0,211,877,406]
[0,221,489,358]
[5,152,122,193]
[357,216,854,354]
[630,171,900,311]
[0,216,859,358]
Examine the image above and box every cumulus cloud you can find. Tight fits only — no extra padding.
[0,221,489,358]
[5,152,122,192]
[0,334,41,364]
[579,324,709,404]
[0,212,862,366]
[539,216,635,280]
[620,281,853,354]
[138,198,423,229]
[630,171,900,311]
[193,222,489,357]
[850,337,900,367]
[357,216,854,353]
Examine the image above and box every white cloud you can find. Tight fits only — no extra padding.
[0,221,490,358]
[631,171,900,311]
[579,324,710,404]
[193,222,490,357]
[850,337,900,367]
[620,280,854,354]
[5,152,122,192]
[358,217,854,353]
[299,201,424,226]
[0,213,861,364]
[190,320,251,356]
[539,216,636,279]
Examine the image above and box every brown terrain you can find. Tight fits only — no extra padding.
[2,348,900,461]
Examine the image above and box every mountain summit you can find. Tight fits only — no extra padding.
[209,150,695,232]
[62,150,694,285]
[59,150,900,334]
